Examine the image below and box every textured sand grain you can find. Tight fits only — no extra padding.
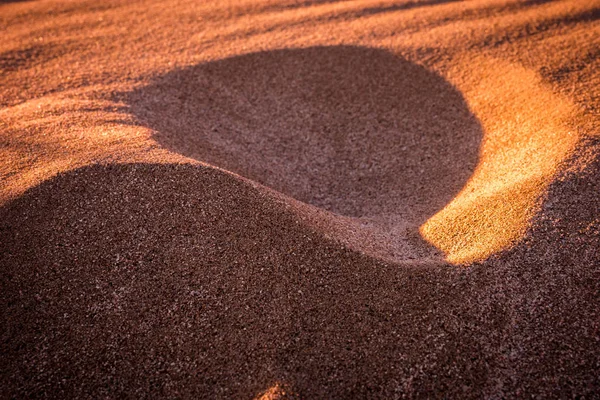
[1,0,599,398]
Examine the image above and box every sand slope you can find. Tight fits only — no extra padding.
[1,0,599,398]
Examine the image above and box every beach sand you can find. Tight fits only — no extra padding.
[1,0,599,397]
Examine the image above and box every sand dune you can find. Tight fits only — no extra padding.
[121,45,482,262]
[1,0,599,398]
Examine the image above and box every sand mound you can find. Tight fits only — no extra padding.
[124,46,481,220]
[121,45,481,262]
[1,146,599,399]
[121,45,582,265]
[1,0,599,397]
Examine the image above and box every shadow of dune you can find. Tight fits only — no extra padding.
[250,0,350,14]
[0,45,56,73]
[359,0,462,17]
[1,156,598,397]
[479,139,600,396]
[0,163,506,398]
[122,46,482,229]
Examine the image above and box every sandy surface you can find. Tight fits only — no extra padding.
[1,0,599,398]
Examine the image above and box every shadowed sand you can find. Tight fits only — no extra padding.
[1,0,599,398]
[122,46,482,262]
[1,150,599,398]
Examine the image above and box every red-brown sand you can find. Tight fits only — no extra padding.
[1,0,599,398]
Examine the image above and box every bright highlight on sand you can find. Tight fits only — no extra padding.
[421,57,581,264]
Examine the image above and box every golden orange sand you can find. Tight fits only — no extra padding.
[254,383,287,400]
[421,56,582,263]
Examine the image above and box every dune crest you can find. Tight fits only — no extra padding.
[421,56,581,264]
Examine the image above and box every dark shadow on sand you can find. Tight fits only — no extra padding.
[2,147,598,397]
[120,46,483,225]
[359,0,463,17]
[0,163,495,398]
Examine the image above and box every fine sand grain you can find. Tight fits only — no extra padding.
[1,0,599,398]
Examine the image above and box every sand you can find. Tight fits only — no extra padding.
[1,0,599,398]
